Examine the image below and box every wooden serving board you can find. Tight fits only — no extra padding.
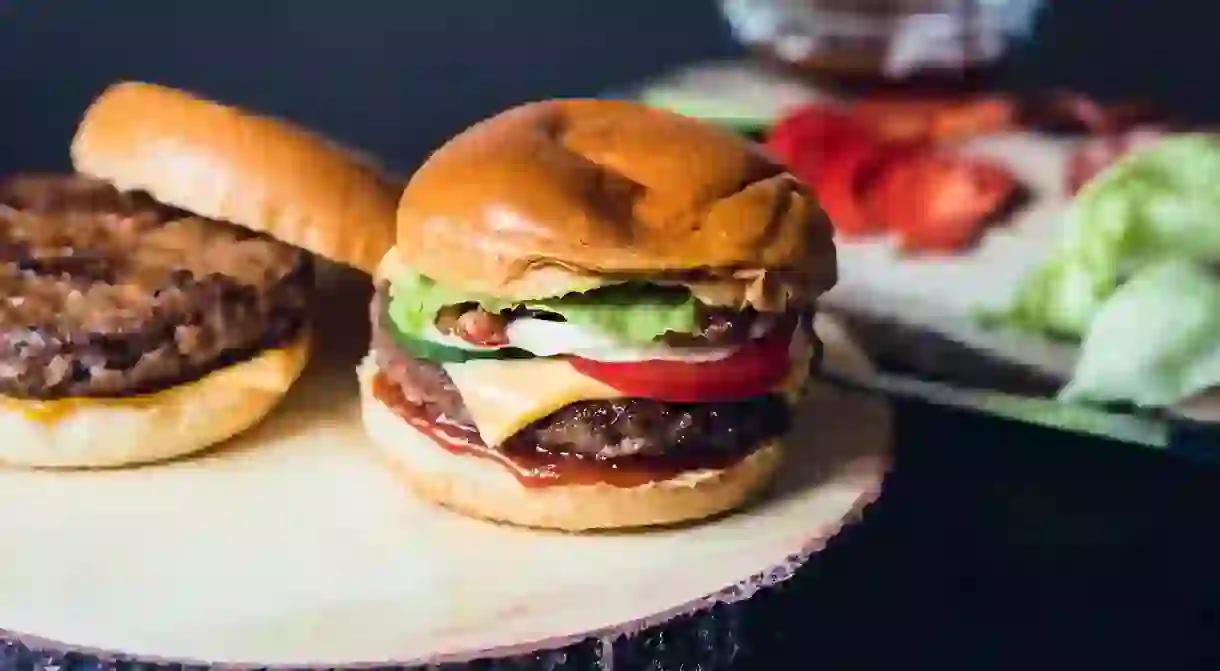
[0,269,890,668]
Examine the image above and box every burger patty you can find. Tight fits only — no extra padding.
[371,283,792,460]
[0,174,312,399]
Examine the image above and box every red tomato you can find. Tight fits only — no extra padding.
[812,143,873,236]
[820,142,923,236]
[863,152,926,231]
[767,105,916,237]
[568,324,795,403]
[766,105,875,183]
[853,96,1016,144]
[889,154,1021,253]
[815,142,908,237]
[852,99,940,143]
[929,98,1016,142]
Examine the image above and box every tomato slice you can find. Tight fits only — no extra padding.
[766,104,875,183]
[815,142,916,237]
[766,105,919,237]
[929,98,1016,142]
[813,142,875,236]
[768,102,1022,249]
[887,154,1021,253]
[862,151,926,231]
[853,96,1016,144]
[852,99,939,143]
[567,324,795,403]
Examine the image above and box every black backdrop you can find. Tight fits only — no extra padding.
[4,0,1220,175]
[5,1,1220,667]
[0,0,734,175]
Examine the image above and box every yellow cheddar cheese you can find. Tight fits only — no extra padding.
[441,358,622,447]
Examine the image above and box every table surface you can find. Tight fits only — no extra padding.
[4,1,1220,666]
[795,400,1220,667]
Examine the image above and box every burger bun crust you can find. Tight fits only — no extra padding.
[393,98,836,311]
[71,81,399,276]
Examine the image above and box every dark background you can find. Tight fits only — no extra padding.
[4,0,1219,175]
[5,1,1220,667]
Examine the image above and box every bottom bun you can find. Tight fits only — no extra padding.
[0,331,312,469]
[358,366,785,531]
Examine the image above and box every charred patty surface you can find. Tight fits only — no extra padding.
[0,174,312,399]
[370,282,792,460]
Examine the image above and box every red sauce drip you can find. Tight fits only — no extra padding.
[371,373,750,489]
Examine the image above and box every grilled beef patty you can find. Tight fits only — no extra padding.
[0,174,311,399]
[370,282,792,460]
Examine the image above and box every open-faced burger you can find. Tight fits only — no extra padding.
[0,82,397,468]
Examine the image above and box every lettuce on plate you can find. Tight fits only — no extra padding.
[387,269,702,345]
[992,134,1220,408]
[1060,259,1220,408]
[1004,134,1220,340]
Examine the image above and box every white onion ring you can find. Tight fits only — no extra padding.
[504,319,742,362]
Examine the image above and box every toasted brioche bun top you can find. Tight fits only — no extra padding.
[393,99,837,311]
[70,81,399,276]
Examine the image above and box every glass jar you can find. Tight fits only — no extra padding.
[719,0,1044,92]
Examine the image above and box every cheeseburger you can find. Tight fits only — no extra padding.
[0,81,397,468]
[361,99,837,530]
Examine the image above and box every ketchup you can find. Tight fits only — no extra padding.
[371,373,749,489]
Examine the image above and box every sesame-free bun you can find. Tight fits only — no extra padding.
[71,81,398,276]
[357,361,783,531]
[0,332,310,469]
[394,99,837,311]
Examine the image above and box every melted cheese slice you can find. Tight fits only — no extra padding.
[441,331,814,448]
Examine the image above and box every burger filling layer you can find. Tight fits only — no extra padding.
[0,175,311,399]
[369,274,819,488]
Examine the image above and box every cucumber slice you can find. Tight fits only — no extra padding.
[390,327,535,364]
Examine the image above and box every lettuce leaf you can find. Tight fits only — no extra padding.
[1002,134,1220,339]
[386,270,702,345]
[1059,259,1220,408]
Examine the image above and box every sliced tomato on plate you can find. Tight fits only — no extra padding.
[880,154,1021,253]
[853,96,1016,143]
[567,324,795,403]
[817,141,918,237]
[767,104,929,236]
[862,151,924,232]
[812,142,876,236]
[851,99,939,143]
[767,101,1024,250]
[766,104,875,183]
[929,98,1017,142]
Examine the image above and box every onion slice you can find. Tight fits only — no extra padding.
[505,319,739,363]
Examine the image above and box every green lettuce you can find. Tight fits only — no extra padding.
[386,269,702,344]
[1060,259,1220,408]
[1002,134,1220,339]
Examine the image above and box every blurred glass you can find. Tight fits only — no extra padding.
[719,0,1044,90]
